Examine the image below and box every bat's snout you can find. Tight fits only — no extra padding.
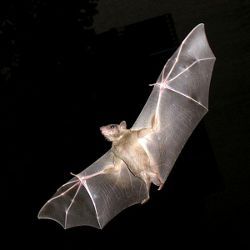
[100,126,113,142]
[100,126,108,135]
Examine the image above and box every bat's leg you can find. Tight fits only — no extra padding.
[141,172,164,204]
[155,173,164,191]
[141,197,150,204]
[141,177,151,204]
[157,182,164,191]
[147,171,164,191]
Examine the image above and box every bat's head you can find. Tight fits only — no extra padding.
[100,121,127,142]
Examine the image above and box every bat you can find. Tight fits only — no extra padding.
[38,23,216,229]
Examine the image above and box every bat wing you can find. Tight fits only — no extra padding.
[38,23,216,229]
[132,23,216,181]
[38,150,148,229]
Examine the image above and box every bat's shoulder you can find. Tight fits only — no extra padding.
[128,129,141,138]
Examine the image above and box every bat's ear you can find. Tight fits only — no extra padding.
[120,121,127,130]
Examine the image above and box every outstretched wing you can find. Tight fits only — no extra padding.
[38,151,148,229]
[38,23,216,229]
[132,23,216,181]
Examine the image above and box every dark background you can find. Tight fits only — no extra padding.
[2,0,250,248]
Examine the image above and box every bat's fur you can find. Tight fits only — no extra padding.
[100,115,163,203]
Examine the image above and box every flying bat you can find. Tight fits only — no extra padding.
[38,23,216,229]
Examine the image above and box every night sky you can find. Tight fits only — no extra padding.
[3,0,250,248]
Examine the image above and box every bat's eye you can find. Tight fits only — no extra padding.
[110,125,115,129]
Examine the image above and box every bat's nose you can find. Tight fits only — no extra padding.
[100,126,106,134]
[100,127,108,137]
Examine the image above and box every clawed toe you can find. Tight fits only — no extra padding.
[157,183,164,191]
[141,197,150,204]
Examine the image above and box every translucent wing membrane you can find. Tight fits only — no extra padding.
[132,24,215,182]
[38,178,100,228]
[38,151,148,229]
[156,23,215,108]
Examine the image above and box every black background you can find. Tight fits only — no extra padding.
[2,0,250,249]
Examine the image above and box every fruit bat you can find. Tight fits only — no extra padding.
[38,23,216,229]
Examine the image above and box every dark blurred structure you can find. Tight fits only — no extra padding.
[89,14,179,124]
[92,14,178,64]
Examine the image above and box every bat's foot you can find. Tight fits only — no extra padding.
[157,183,164,191]
[150,172,164,190]
[141,197,150,204]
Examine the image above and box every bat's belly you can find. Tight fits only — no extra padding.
[113,142,151,177]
